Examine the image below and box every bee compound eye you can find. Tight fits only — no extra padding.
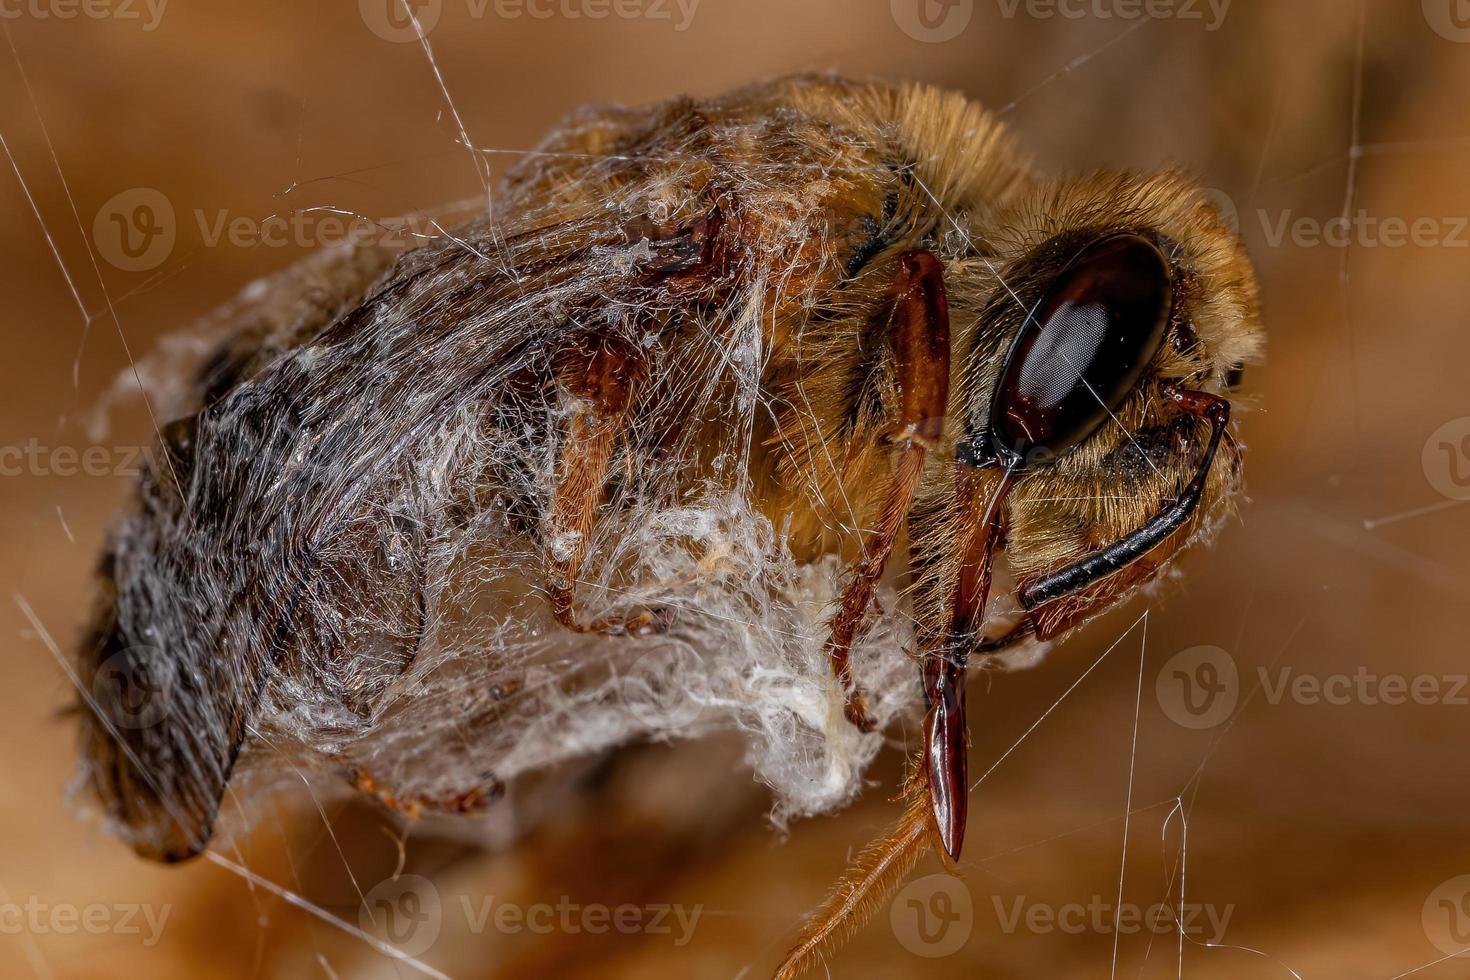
[988,233,1173,467]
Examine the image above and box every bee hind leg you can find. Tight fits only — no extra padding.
[824,250,951,732]
[545,335,670,637]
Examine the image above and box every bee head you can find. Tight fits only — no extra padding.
[956,172,1261,463]
[943,171,1264,624]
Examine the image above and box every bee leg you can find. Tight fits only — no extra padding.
[545,336,668,637]
[1018,388,1231,611]
[923,464,1014,864]
[350,768,504,818]
[965,593,1121,664]
[824,250,950,732]
[961,389,1230,658]
[973,617,1036,654]
[972,601,1101,656]
[973,568,1155,656]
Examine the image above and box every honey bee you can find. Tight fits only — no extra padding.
[75,74,1261,975]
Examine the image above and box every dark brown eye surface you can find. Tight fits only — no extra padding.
[987,233,1172,467]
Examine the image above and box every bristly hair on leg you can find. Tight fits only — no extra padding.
[775,767,943,979]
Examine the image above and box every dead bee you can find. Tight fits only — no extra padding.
[75,74,1261,974]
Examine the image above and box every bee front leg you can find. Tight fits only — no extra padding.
[824,250,950,731]
[970,568,1151,658]
[350,768,504,818]
[968,388,1233,658]
[545,336,667,636]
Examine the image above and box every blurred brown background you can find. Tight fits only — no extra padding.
[3,1,1469,977]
